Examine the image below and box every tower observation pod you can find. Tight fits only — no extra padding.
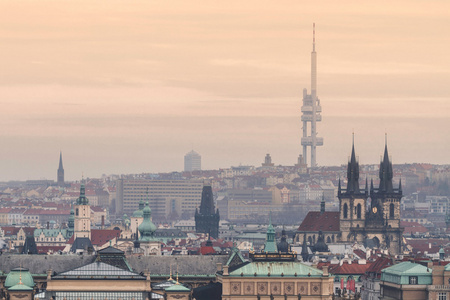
[301,23,323,168]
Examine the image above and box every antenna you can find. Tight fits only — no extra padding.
[313,23,316,52]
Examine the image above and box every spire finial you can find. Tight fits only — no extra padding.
[313,22,316,52]
[176,263,179,284]
[169,264,173,280]
[352,130,355,146]
[385,132,387,147]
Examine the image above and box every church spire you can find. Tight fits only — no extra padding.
[346,135,360,194]
[379,135,394,193]
[320,193,325,214]
[57,151,65,187]
[264,212,277,253]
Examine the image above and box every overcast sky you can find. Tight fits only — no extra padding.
[0,0,449,181]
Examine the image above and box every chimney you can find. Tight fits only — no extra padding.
[322,266,329,277]
[101,215,105,229]
[216,263,223,272]
[47,221,50,229]
[223,265,229,276]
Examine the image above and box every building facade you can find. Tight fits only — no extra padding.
[116,179,203,217]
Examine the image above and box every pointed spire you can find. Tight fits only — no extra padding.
[370,178,374,193]
[346,136,360,194]
[338,177,341,195]
[365,176,369,195]
[58,151,63,169]
[399,178,402,194]
[379,135,394,193]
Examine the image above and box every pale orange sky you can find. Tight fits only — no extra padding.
[0,0,449,181]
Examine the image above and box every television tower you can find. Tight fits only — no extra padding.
[301,23,323,168]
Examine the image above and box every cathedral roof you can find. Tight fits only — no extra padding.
[297,211,340,232]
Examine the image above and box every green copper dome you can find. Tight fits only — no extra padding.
[138,202,157,242]
[76,183,89,205]
[132,199,145,218]
[5,268,34,289]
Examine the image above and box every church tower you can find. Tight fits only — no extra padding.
[57,151,64,187]
[195,185,220,239]
[366,139,403,254]
[338,138,367,242]
[74,181,91,239]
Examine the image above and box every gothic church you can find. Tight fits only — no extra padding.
[296,140,403,255]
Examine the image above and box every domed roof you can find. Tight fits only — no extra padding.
[277,230,289,253]
[5,268,34,289]
[313,231,329,253]
[138,202,157,242]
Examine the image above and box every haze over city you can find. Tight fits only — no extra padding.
[0,0,449,181]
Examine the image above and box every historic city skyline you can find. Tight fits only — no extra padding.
[0,0,449,181]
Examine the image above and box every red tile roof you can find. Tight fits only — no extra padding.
[297,211,340,232]
[401,221,428,234]
[328,261,372,275]
[91,229,121,246]
[365,257,393,278]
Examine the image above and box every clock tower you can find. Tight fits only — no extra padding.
[74,181,91,239]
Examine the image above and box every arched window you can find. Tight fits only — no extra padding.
[308,236,312,245]
[357,204,362,219]
[327,236,331,243]
[343,203,348,219]
[390,203,395,219]
[332,235,335,243]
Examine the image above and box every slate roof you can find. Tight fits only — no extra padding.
[127,255,228,276]
[52,261,145,280]
[70,237,93,252]
[297,211,340,232]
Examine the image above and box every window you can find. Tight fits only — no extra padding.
[409,276,418,284]
[343,203,348,219]
[357,204,362,219]
[439,293,447,300]
[390,203,395,219]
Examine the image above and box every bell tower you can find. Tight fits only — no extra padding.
[338,137,367,242]
[74,181,91,239]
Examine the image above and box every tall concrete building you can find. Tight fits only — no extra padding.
[57,151,64,187]
[301,23,323,168]
[116,179,203,218]
[184,150,201,172]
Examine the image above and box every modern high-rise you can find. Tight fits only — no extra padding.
[57,151,64,186]
[116,179,204,218]
[184,150,201,172]
[301,23,323,168]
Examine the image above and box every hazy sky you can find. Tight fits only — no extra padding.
[0,1,449,181]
